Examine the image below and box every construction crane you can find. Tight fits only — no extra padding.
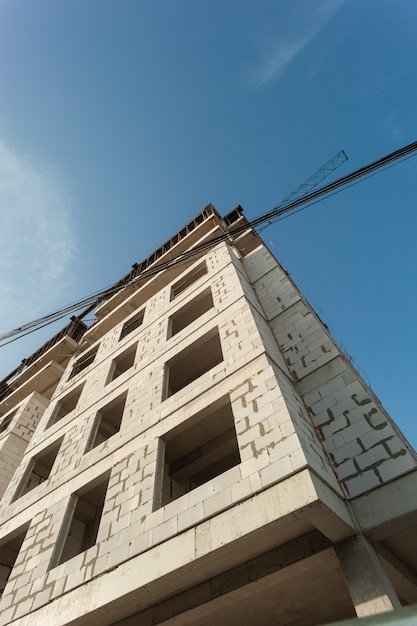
[258,150,348,231]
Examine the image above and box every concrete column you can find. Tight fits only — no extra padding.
[335,534,401,617]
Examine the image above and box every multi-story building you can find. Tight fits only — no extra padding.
[0,204,416,626]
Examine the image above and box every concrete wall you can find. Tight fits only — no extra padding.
[0,234,414,624]
[0,242,326,624]
[242,244,417,497]
[0,393,49,499]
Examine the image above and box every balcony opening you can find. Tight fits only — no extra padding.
[14,438,64,499]
[164,328,223,398]
[120,309,145,341]
[0,525,29,596]
[51,473,110,567]
[107,344,137,384]
[155,396,240,508]
[85,392,127,451]
[69,345,99,379]
[47,383,85,428]
[168,288,214,338]
[170,261,207,300]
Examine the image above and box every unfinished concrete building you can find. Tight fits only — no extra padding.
[0,204,416,626]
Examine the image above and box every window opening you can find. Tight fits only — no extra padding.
[85,392,127,451]
[120,309,145,340]
[0,525,29,596]
[168,288,214,338]
[107,344,137,384]
[51,474,109,567]
[164,328,223,399]
[170,261,207,300]
[47,383,85,428]
[155,396,240,508]
[69,345,99,379]
[14,438,64,499]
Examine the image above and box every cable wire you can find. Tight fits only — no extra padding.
[1,140,417,347]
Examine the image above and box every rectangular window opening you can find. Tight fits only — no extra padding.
[85,392,127,451]
[170,261,208,301]
[155,396,240,508]
[0,525,29,596]
[47,383,85,428]
[107,343,137,384]
[14,438,64,500]
[69,345,99,379]
[164,327,223,399]
[168,288,214,338]
[51,473,110,567]
[120,309,145,341]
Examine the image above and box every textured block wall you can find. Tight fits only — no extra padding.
[0,393,49,499]
[2,235,415,625]
[242,244,417,497]
[0,242,321,624]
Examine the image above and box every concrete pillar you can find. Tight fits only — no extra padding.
[335,534,401,617]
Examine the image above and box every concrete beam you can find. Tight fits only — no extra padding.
[3,469,355,626]
[115,530,332,626]
[351,470,417,540]
[295,470,355,542]
[374,542,417,590]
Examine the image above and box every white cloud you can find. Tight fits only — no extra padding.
[249,0,346,88]
[0,136,76,333]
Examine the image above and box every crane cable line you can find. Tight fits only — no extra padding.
[1,139,417,348]
[2,140,417,345]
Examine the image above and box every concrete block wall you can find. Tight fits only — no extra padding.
[302,362,417,496]
[0,241,327,624]
[1,210,416,626]
[268,360,341,493]
[243,244,417,497]
[229,247,342,493]
[0,393,49,499]
[5,232,415,623]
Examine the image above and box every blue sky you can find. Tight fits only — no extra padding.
[0,0,416,448]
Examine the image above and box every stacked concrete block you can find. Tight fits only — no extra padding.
[0,393,49,499]
[243,243,417,497]
[0,206,416,626]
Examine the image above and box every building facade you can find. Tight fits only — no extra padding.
[0,204,416,625]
